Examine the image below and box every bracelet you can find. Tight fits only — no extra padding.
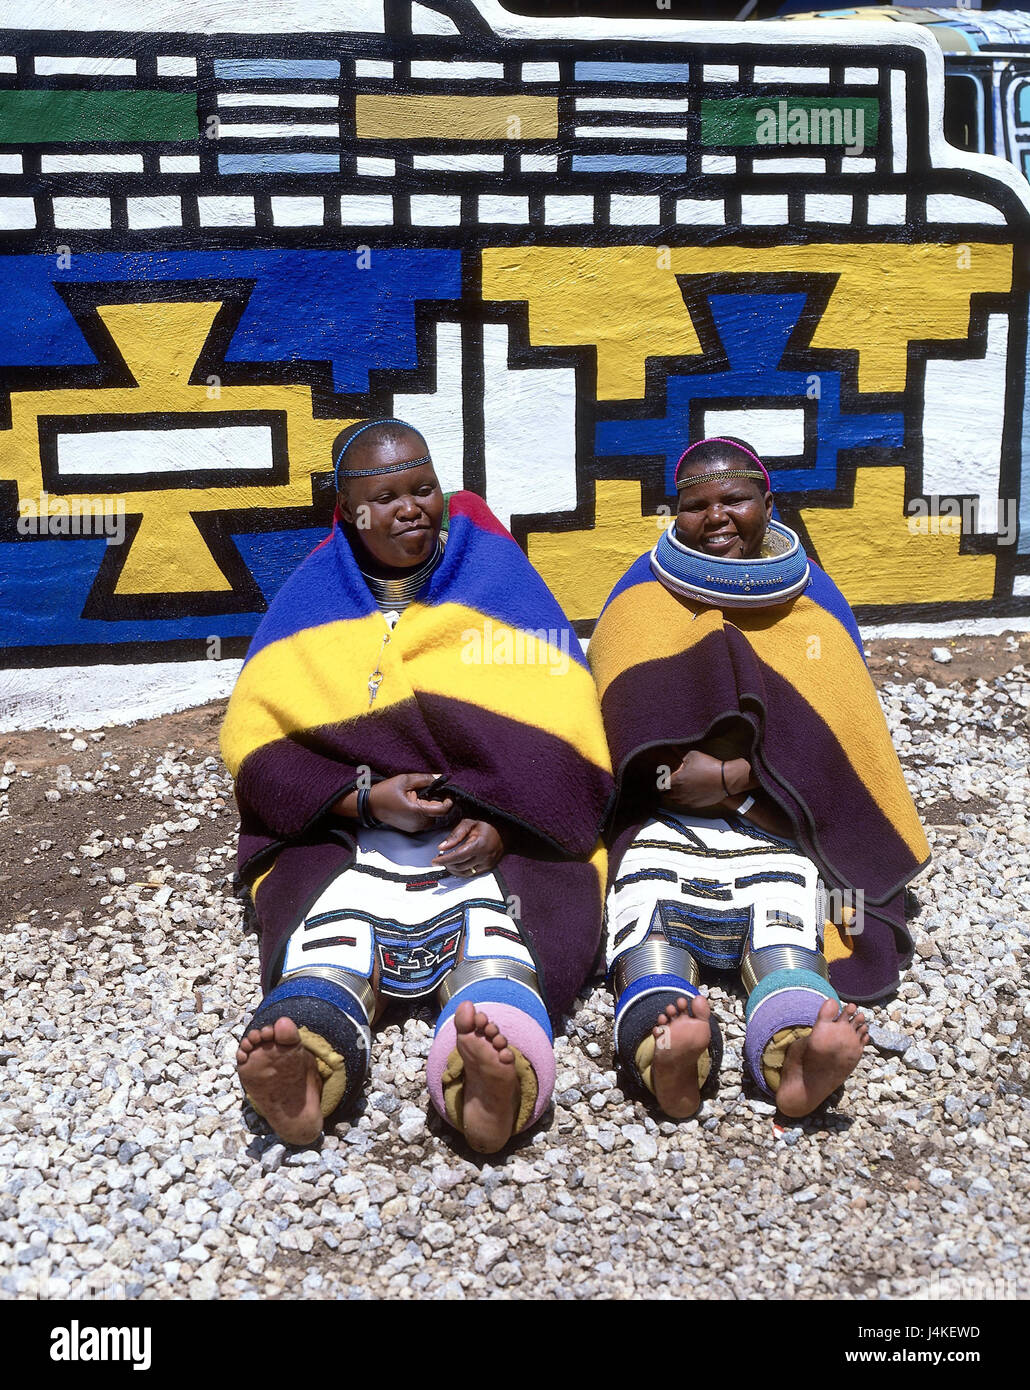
[735,794,756,819]
[356,785,381,829]
[720,760,730,797]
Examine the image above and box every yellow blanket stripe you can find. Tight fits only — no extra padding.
[222,601,611,777]
[591,580,928,863]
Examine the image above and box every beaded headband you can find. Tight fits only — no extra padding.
[674,436,772,492]
[333,416,432,487]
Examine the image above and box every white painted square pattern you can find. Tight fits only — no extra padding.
[740,194,789,226]
[1014,576,1030,597]
[0,58,17,73]
[841,157,876,174]
[521,154,558,173]
[609,195,661,225]
[478,194,529,224]
[805,193,853,224]
[701,154,737,175]
[753,66,829,84]
[160,155,201,174]
[703,65,738,83]
[753,157,826,174]
[53,197,111,229]
[410,194,462,226]
[338,194,394,225]
[844,67,878,85]
[356,157,395,177]
[127,196,183,229]
[0,155,22,174]
[926,194,1005,226]
[867,193,907,225]
[676,198,725,226]
[523,62,561,82]
[544,194,594,225]
[198,196,256,228]
[44,154,144,173]
[354,59,393,78]
[156,56,197,77]
[0,197,35,229]
[703,407,806,458]
[271,196,325,226]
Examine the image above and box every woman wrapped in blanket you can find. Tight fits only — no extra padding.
[221,420,612,1153]
[589,437,929,1120]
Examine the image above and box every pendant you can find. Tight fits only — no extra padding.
[367,631,390,708]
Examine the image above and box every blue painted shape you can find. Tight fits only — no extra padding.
[1019,82,1030,125]
[595,292,904,495]
[0,249,462,392]
[574,62,690,83]
[214,59,340,80]
[572,154,688,173]
[231,527,327,601]
[218,153,340,174]
[0,537,262,647]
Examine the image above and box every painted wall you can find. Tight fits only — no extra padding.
[2,0,1029,715]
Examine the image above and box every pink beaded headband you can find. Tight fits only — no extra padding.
[674,437,772,492]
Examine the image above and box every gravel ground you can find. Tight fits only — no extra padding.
[2,636,1028,1301]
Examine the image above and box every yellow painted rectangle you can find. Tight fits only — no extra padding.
[355,94,558,140]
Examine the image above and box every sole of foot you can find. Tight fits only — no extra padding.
[651,994,712,1120]
[236,1015,324,1146]
[776,997,868,1118]
[454,1000,521,1154]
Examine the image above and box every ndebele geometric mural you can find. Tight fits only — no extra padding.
[2,0,1029,677]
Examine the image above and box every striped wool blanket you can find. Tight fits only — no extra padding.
[589,551,930,1003]
[221,491,613,1017]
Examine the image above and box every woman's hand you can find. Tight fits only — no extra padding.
[659,750,756,811]
[432,819,505,876]
[332,773,455,833]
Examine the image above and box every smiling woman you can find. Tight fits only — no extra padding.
[589,433,929,1122]
[222,417,614,1156]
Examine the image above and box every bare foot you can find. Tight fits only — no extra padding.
[236,1016,323,1146]
[776,997,868,1118]
[651,994,712,1119]
[453,1001,521,1154]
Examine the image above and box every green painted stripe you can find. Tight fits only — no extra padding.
[0,90,198,143]
[701,97,879,148]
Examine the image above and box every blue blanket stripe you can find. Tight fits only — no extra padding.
[242,496,587,669]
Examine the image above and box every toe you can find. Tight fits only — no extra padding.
[455,1001,476,1035]
[236,1047,249,1066]
[817,997,839,1024]
[260,1024,276,1043]
[483,1021,499,1041]
[473,1009,489,1034]
[491,1031,509,1053]
[656,1011,670,1027]
[273,1015,300,1045]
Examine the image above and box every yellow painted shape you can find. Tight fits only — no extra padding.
[527,479,668,622]
[356,94,558,140]
[482,243,1011,398]
[482,247,702,400]
[2,299,353,595]
[801,466,995,604]
[221,602,611,777]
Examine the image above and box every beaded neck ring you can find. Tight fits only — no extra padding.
[334,417,432,487]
